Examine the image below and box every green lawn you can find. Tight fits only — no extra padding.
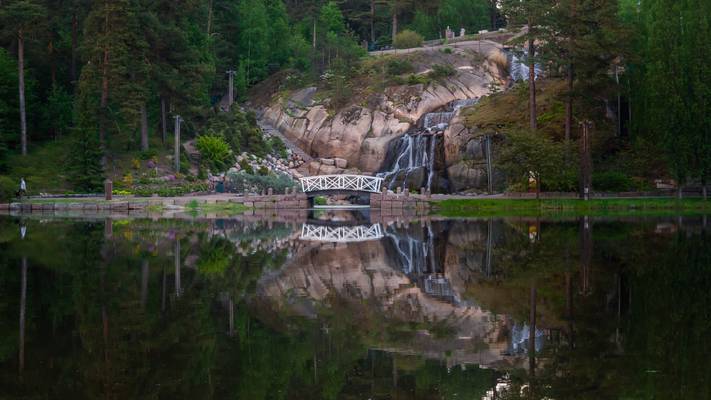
[185,200,249,215]
[433,197,711,217]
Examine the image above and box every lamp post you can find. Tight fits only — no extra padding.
[174,115,183,173]
[226,69,236,109]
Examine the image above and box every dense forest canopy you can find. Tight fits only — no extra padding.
[0,0,708,197]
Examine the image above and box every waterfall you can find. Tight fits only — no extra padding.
[385,224,459,303]
[386,228,431,275]
[508,323,545,354]
[506,50,543,82]
[378,98,479,192]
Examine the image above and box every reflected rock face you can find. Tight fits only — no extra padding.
[257,220,526,369]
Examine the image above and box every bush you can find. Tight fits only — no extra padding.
[268,136,288,159]
[132,182,209,197]
[225,171,296,194]
[393,30,423,49]
[407,74,429,85]
[386,58,415,76]
[203,108,269,156]
[593,171,635,192]
[138,149,157,160]
[0,176,15,202]
[428,64,456,80]
[196,135,232,172]
[238,159,254,174]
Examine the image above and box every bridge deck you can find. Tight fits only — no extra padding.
[300,175,383,194]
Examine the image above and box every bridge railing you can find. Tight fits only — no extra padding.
[300,223,384,243]
[300,174,383,194]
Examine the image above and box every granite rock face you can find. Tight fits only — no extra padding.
[259,46,508,178]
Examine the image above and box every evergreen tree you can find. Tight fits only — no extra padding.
[0,0,47,155]
[66,127,104,191]
[76,0,149,153]
[632,0,710,197]
[543,0,627,141]
[501,0,552,131]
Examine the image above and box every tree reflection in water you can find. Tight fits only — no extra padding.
[0,215,708,399]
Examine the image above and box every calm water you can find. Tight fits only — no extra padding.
[1,213,710,399]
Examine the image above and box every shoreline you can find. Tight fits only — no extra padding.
[1,194,709,218]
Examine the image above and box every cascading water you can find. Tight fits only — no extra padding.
[377,98,479,192]
[384,224,459,303]
[506,50,543,82]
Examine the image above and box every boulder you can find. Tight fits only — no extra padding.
[334,158,347,169]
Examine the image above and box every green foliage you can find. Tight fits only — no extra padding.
[132,182,209,197]
[436,0,489,34]
[267,136,288,159]
[496,129,566,195]
[42,84,73,138]
[386,58,415,76]
[195,135,232,172]
[0,48,18,141]
[631,0,711,187]
[393,29,423,49]
[313,195,327,205]
[225,170,295,193]
[427,64,456,80]
[0,176,15,202]
[592,171,635,192]
[238,159,254,174]
[407,74,429,85]
[66,129,104,192]
[203,108,269,157]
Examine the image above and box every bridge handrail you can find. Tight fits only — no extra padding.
[300,223,384,243]
[300,174,384,194]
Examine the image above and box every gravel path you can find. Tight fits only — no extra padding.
[257,118,314,163]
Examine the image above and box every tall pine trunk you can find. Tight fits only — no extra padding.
[206,0,213,36]
[140,103,149,151]
[18,257,27,374]
[392,10,398,43]
[71,12,77,83]
[489,0,497,30]
[100,45,109,147]
[535,174,541,199]
[370,0,375,44]
[528,34,537,131]
[565,64,573,141]
[18,29,27,155]
[99,4,110,151]
[161,97,167,144]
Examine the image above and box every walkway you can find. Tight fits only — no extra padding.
[257,117,313,163]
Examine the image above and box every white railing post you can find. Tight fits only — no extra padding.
[299,174,383,194]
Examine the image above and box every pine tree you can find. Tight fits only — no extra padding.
[77,0,149,153]
[66,128,105,192]
[634,0,703,197]
[501,0,553,131]
[0,0,47,155]
[543,0,627,141]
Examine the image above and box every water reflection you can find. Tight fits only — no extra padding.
[0,214,709,399]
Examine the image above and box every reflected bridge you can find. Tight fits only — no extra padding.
[300,223,384,243]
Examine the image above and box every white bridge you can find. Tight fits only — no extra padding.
[300,174,383,194]
[300,223,384,243]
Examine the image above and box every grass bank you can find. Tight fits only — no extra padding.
[185,200,249,215]
[433,197,711,217]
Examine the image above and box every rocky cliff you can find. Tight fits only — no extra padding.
[256,42,509,180]
[253,219,530,368]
